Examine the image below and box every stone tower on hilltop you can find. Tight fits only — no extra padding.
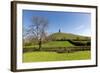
[59,29,61,33]
[58,24,61,33]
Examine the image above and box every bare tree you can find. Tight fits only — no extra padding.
[26,16,48,50]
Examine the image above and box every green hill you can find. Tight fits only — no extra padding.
[47,32,90,40]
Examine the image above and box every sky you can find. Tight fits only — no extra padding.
[23,10,91,36]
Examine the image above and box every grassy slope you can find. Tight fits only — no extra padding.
[24,41,74,49]
[48,32,90,40]
[23,32,91,62]
[42,41,74,48]
[23,51,91,62]
[24,32,90,49]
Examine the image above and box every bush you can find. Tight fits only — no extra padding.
[67,40,91,46]
[87,41,91,46]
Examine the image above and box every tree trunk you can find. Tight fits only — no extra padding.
[38,39,42,50]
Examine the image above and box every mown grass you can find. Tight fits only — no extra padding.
[23,51,91,62]
[49,32,89,40]
[42,41,74,48]
[24,41,74,49]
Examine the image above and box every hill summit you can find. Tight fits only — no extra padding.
[48,32,90,40]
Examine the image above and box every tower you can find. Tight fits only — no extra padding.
[58,24,61,33]
[59,29,61,33]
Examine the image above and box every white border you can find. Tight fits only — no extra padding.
[17,3,96,69]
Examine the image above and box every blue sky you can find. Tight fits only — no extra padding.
[23,10,91,36]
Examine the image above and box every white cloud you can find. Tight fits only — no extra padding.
[75,25,85,30]
[74,24,91,36]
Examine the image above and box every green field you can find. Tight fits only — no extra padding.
[23,51,91,62]
[42,41,73,47]
[48,32,90,40]
[24,41,74,49]
[23,32,91,63]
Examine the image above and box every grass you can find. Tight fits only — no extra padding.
[24,41,74,49]
[23,51,91,62]
[42,41,73,48]
[23,32,91,62]
[49,32,90,40]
